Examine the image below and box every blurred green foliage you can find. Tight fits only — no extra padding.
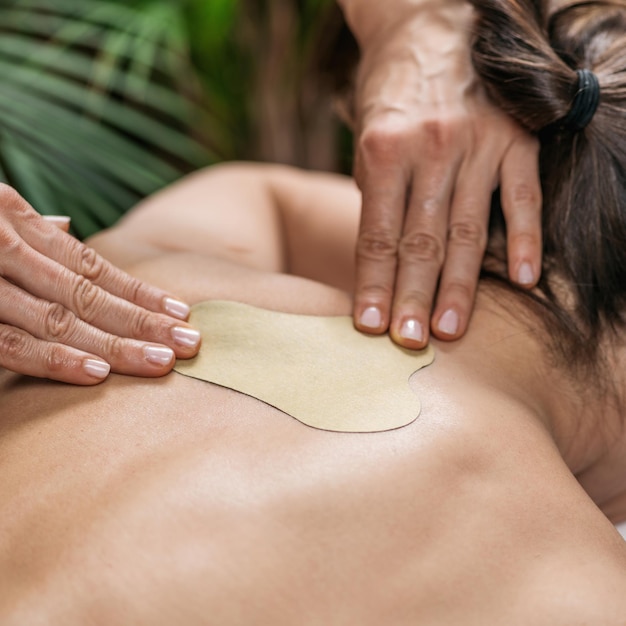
[0,0,348,238]
[185,0,346,168]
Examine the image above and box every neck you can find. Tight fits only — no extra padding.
[558,345,626,523]
[458,290,626,519]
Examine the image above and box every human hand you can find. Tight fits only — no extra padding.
[347,2,542,348]
[0,185,200,384]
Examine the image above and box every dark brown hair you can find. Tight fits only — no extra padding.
[470,0,626,367]
[319,1,626,368]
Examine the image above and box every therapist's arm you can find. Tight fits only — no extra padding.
[337,0,542,348]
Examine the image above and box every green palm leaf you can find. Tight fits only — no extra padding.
[0,0,215,238]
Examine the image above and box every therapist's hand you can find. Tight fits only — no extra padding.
[345,1,542,348]
[0,185,200,384]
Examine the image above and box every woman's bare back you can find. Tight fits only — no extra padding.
[2,164,626,624]
[1,253,625,625]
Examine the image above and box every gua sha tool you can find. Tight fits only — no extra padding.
[173,301,435,433]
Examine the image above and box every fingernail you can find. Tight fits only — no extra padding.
[518,262,535,286]
[43,215,71,231]
[83,358,111,379]
[171,326,201,349]
[164,297,190,320]
[359,306,382,330]
[44,215,71,225]
[438,309,459,336]
[400,319,424,343]
[144,345,175,366]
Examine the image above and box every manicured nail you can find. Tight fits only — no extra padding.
[44,215,71,225]
[144,345,175,366]
[44,215,71,230]
[438,309,459,336]
[164,297,190,320]
[171,326,201,349]
[518,262,535,286]
[400,319,424,343]
[359,306,382,330]
[83,358,111,379]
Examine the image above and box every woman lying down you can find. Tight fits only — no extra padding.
[3,2,626,623]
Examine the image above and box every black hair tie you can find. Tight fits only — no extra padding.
[561,69,601,131]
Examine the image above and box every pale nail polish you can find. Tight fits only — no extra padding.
[43,215,71,229]
[144,345,175,366]
[164,297,191,320]
[518,262,535,286]
[171,326,201,349]
[359,306,382,330]
[83,358,111,379]
[438,309,459,336]
[400,319,424,343]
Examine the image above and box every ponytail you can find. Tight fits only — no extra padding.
[470,0,626,365]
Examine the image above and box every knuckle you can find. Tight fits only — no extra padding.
[509,230,541,250]
[44,303,76,340]
[76,245,107,282]
[442,280,474,304]
[0,225,23,256]
[396,287,431,310]
[71,275,103,319]
[420,119,457,156]
[507,182,541,209]
[448,221,487,251]
[358,281,394,302]
[103,334,127,363]
[398,231,445,266]
[0,326,27,363]
[120,274,145,305]
[356,229,399,262]
[126,307,153,340]
[44,344,73,374]
[359,122,404,166]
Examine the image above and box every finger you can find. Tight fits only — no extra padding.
[499,135,542,288]
[389,159,458,349]
[0,187,190,321]
[352,128,408,336]
[1,248,201,360]
[16,215,191,321]
[0,278,179,378]
[431,158,492,341]
[0,322,111,385]
[43,215,71,233]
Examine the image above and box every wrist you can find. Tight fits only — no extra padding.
[349,2,481,120]
[337,0,471,48]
